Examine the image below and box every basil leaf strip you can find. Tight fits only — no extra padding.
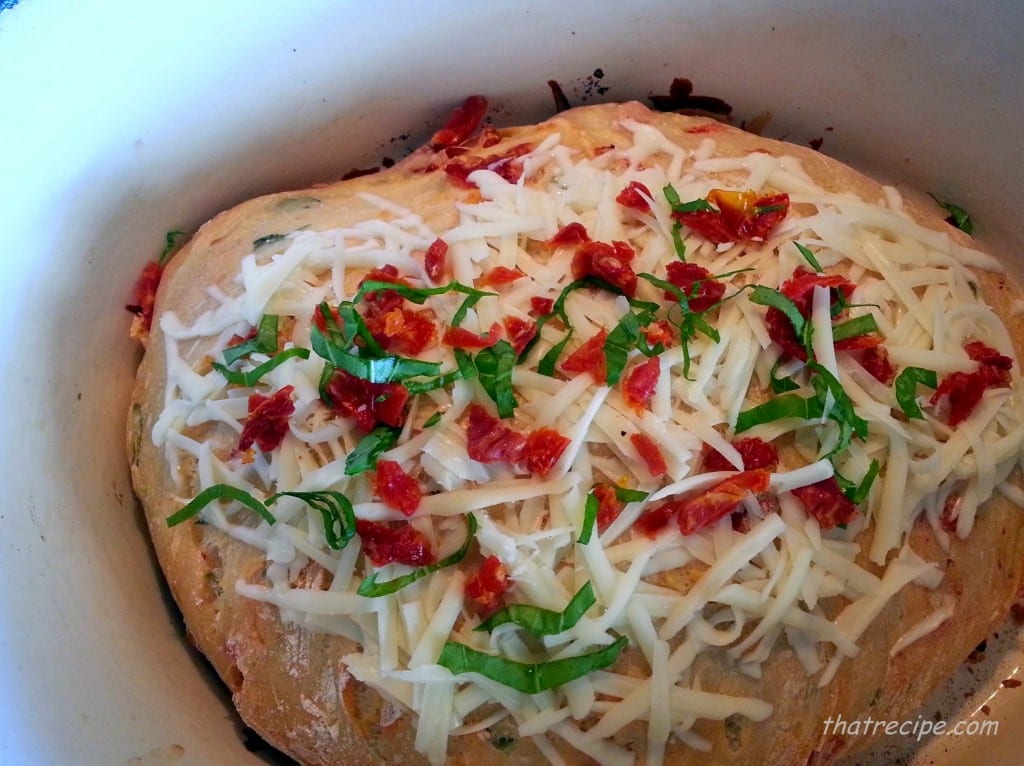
[474,340,518,418]
[578,485,649,544]
[166,484,276,527]
[310,325,441,384]
[831,314,879,343]
[437,635,628,694]
[518,276,624,365]
[213,347,310,387]
[894,366,938,420]
[476,582,596,635]
[422,411,442,428]
[927,193,974,235]
[158,229,186,266]
[404,349,477,394]
[794,242,823,272]
[345,425,402,476]
[354,279,494,308]
[603,312,645,386]
[769,357,800,393]
[736,392,822,433]
[834,459,880,505]
[663,184,715,214]
[749,285,806,338]
[268,491,356,550]
[357,513,479,598]
[222,314,279,366]
[807,361,869,452]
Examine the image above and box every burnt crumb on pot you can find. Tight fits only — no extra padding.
[649,77,733,118]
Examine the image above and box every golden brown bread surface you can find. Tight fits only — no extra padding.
[128,101,1024,765]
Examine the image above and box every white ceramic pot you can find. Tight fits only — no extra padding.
[1,1,1020,763]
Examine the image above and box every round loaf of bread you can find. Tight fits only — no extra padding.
[128,101,1024,765]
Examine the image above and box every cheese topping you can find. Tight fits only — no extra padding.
[151,112,1024,765]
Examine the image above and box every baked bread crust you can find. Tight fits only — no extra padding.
[128,102,1024,765]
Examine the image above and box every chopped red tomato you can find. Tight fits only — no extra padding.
[594,484,626,533]
[443,322,502,350]
[622,356,660,411]
[631,432,668,478]
[465,555,511,617]
[791,477,856,530]
[702,437,779,472]
[546,222,590,248]
[430,95,488,149]
[238,385,295,453]
[375,460,422,517]
[675,189,789,244]
[675,469,771,535]
[424,238,449,283]
[356,520,434,567]
[616,181,653,213]
[571,240,638,297]
[523,427,570,476]
[560,330,608,383]
[465,404,527,464]
[478,266,525,287]
[444,143,533,188]
[663,262,726,312]
[504,316,538,355]
[530,296,555,315]
[930,342,1013,426]
[634,505,674,538]
[125,260,162,334]
[858,345,896,384]
[323,369,409,433]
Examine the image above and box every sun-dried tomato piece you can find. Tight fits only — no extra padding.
[238,385,295,453]
[616,180,653,213]
[442,322,502,350]
[965,340,1014,370]
[523,427,570,476]
[702,437,779,472]
[444,143,533,188]
[643,319,675,348]
[530,296,555,316]
[791,477,856,530]
[375,460,422,517]
[360,265,410,315]
[465,404,527,464]
[765,268,859,361]
[424,238,449,283]
[312,303,343,335]
[504,316,538,355]
[571,240,638,296]
[323,369,409,433]
[594,484,626,533]
[631,432,668,478]
[125,260,162,333]
[675,189,789,244]
[560,330,608,383]
[546,222,591,248]
[364,307,438,356]
[478,266,525,287]
[663,261,726,312]
[622,356,660,411]
[675,469,771,535]
[634,505,674,538]
[356,520,434,567]
[930,341,1014,426]
[858,345,896,384]
[430,95,488,149]
[465,555,511,617]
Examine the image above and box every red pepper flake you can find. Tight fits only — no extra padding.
[630,432,668,478]
[616,181,653,213]
[930,341,1014,426]
[375,460,422,517]
[674,469,771,535]
[530,296,555,316]
[478,266,525,287]
[442,322,503,350]
[594,484,626,533]
[430,95,488,149]
[664,262,726,312]
[424,238,449,283]
[560,330,608,384]
[356,519,434,567]
[238,385,295,453]
[523,427,571,476]
[675,189,789,244]
[571,240,638,297]
[323,369,409,433]
[465,555,511,617]
[622,356,660,411]
[545,222,591,248]
[791,477,857,530]
[702,437,779,472]
[465,404,527,465]
[504,316,538,355]
[125,260,163,336]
